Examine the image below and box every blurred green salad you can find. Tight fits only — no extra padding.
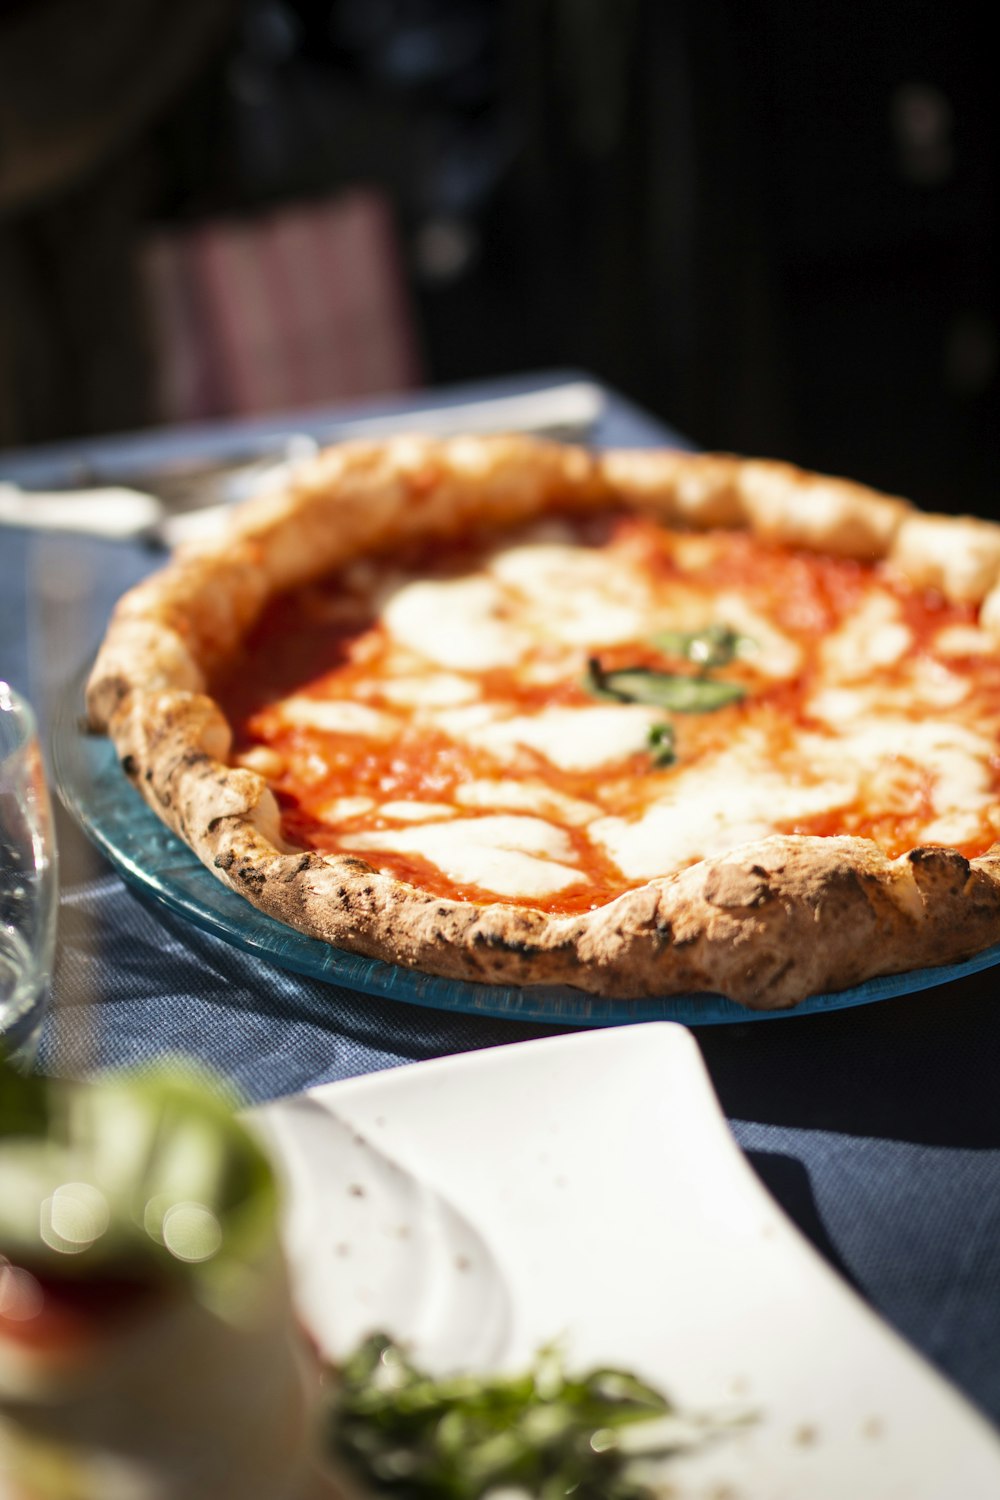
[0,1056,278,1309]
[323,1333,739,1500]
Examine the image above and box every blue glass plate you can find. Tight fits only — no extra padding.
[51,669,1000,1027]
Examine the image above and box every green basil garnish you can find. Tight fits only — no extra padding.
[603,669,745,713]
[583,623,750,771]
[582,657,628,703]
[650,623,753,670]
[585,659,746,714]
[647,722,677,767]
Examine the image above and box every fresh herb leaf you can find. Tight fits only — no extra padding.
[585,661,745,714]
[325,1333,710,1500]
[582,657,626,703]
[646,722,676,767]
[650,623,754,671]
[609,670,746,713]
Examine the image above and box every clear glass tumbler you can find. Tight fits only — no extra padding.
[0,684,58,1062]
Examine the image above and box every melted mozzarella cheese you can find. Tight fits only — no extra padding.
[454,778,600,826]
[820,719,995,820]
[826,713,990,820]
[920,811,989,845]
[905,658,970,708]
[378,801,457,821]
[345,815,586,898]
[711,593,802,678]
[279,698,400,739]
[591,731,857,879]
[820,591,913,679]
[235,745,285,779]
[427,703,506,738]
[468,705,664,772]
[593,711,997,882]
[806,685,874,726]
[382,577,531,669]
[488,542,651,646]
[378,673,480,707]
[935,625,994,656]
[314,795,377,824]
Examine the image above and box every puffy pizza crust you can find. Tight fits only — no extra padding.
[87,436,1000,1009]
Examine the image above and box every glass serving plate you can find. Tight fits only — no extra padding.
[52,668,1000,1027]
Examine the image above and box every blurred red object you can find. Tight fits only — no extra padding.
[139,189,422,422]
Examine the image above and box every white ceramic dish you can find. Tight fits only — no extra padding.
[254,1023,1000,1498]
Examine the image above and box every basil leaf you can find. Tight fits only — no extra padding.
[647,723,676,766]
[651,623,753,670]
[596,668,746,714]
[582,657,627,703]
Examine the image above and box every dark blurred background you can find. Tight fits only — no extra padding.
[0,0,996,514]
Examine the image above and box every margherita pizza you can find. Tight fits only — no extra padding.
[86,436,1000,1009]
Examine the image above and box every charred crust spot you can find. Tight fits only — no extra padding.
[120,754,138,778]
[653,916,673,943]
[471,929,525,953]
[214,851,235,870]
[470,928,569,958]
[908,845,970,877]
[206,816,225,833]
[818,866,867,901]
[235,864,267,890]
[144,768,154,783]
[629,890,673,944]
[906,844,972,898]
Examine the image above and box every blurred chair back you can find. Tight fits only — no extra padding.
[139,188,422,422]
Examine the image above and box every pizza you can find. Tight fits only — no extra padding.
[86,435,1000,1010]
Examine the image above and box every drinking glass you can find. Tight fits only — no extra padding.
[0,684,58,1062]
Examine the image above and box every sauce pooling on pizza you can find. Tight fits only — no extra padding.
[212,514,1000,914]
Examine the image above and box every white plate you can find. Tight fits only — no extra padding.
[254,1024,1000,1498]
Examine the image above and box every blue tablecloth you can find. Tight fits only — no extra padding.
[3,372,1000,1426]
